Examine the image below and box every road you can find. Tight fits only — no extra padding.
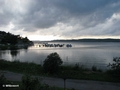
[0,70,120,90]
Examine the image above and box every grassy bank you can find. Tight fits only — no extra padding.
[0,59,120,83]
[0,59,42,75]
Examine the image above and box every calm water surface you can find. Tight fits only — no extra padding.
[0,42,120,70]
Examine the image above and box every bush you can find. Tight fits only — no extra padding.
[43,52,63,74]
[21,74,41,90]
[108,57,120,78]
[108,57,120,70]
[0,74,9,90]
[21,74,65,90]
[73,63,79,70]
[92,66,97,72]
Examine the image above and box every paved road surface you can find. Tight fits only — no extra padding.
[0,70,120,90]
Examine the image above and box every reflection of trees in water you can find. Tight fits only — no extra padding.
[24,49,28,53]
[0,52,2,58]
[10,50,20,60]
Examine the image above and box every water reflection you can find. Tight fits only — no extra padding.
[0,51,2,58]
[10,50,20,60]
[0,42,120,70]
[0,51,8,58]
[0,50,11,60]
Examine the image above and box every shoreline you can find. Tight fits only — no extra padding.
[0,59,120,83]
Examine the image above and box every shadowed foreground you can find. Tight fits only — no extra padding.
[0,70,120,90]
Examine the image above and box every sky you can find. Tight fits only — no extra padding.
[0,0,120,41]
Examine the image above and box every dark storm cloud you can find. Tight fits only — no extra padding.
[0,1,14,26]
[0,0,120,37]
[52,0,112,14]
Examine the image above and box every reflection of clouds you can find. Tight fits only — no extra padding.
[0,50,12,61]
[0,42,120,70]
[16,49,49,64]
[57,48,120,69]
[0,52,2,59]
[0,52,2,58]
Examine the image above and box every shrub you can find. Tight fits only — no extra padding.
[92,66,97,72]
[43,52,63,74]
[108,57,120,77]
[0,74,9,90]
[108,57,120,70]
[73,63,79,70]
[21,74,40,90]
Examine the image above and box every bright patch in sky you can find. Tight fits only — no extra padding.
[8,22,14,29]
[28,35,61,41]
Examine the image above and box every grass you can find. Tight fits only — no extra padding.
[58,65,118,82]
[0,59,42,75]
[0,59,120,83]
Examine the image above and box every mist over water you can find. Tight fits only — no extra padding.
[0,42,120,70]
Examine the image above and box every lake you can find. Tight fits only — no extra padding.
[0,41,120,70]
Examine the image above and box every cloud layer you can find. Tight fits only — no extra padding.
[0,0,120,40]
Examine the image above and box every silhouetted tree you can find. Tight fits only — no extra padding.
[43,52,63,74]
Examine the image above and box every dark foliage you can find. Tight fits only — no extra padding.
[0,31,31,45]
[108,57,120,79]
[43,52,63,74]
[73,63,80,70]
[21,74,40,90]
[0,74,9,90]
[92,66,97,72]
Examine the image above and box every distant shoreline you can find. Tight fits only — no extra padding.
[33,39,120,42]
